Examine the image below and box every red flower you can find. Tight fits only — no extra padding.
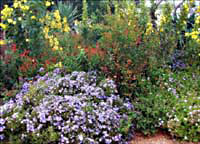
[20,50,30,57]
[11,44,17,52]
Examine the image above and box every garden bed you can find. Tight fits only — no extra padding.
[0,0,200,143]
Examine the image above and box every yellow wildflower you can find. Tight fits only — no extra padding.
[63,25,70,32]
[0,23,7,30]
[31,16,36,20]
[13,2,19,8]
[60,47,63,51]
[1,5,13,20]
[0,40,5,45]
[74,20,79,26]
[52,46,59,51]
[18,17,22,21]
[54,38,59,46]
[145,22,154,35]
[54,10,61,22]
[196,6,200,13]
[21,5,29,11]
[45,1,51,7]
[7,19,13,24]
[183,3,189,13]
[26,39,30,42]
[185,32,190,37]
[195,16,200,25]
[55,62,62,68]
[57,22,62,29]
[191,31,199,40]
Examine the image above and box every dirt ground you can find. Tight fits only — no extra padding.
[130,131,199,144]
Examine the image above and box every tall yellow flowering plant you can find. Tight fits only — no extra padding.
[0,0,70,55]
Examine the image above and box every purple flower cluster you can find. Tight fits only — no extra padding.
[0,68,134,143]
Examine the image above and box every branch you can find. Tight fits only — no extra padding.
[154,0,165,10]
[173,0,185,17]
[150,0,165,28]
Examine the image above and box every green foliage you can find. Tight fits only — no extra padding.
[56,1,80,26]
[3,0,47,55]
[133,68,176,135]
[166,69,200,142]
[82,0,88,25]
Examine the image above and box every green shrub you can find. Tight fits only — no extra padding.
[166,69,200,142]
[0,69,135,143]
[133,68,176,135]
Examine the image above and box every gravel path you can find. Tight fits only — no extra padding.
[130,131,199,144]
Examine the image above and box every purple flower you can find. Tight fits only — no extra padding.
[0,118,5,125]
[0,126,5,132]
[0,134,5,140]
[0,69,134,143]
[38,67,45,72]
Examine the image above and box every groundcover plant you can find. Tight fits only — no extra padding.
[0,68,134,144]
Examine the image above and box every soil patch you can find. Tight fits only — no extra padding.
[130,130,199,144]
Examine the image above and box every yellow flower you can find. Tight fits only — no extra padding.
[55,62,62,68]
[45,1,51,7]
[183,3,189,13]
[196,6,200,13]
[51,2,54,5]
[54,38,59,46]
[185,32,190,37]
[31,16,36,20]
[7,19,13,23]
[13,2,19,8]
[43,26,49,34]
[191,34,198,40]
[1,5,13,20]
[74,20,79,26]
[191,31,199,40]
[54,10,61,22]
[0,40,5,45]
[52,46,59,51]
[26,39,30,42]
[18,17,22,21]
[63,25,70,32]
[145,22,154,35]
[195,16,200,25]
[13,21,16,25]
[0,23,7,30]
[21,5,29,11]
[57,22,62,29]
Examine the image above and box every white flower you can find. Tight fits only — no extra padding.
[78,134,83,141]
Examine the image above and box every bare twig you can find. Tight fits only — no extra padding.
[173,0,185,17]
[150,0,165,28]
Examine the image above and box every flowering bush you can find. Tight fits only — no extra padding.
[165,70,200,142]
[133,68,177,135]
[0,68,134,143]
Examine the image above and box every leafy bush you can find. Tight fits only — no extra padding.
[165,70,200,142]
[0,68,134,143]
[0,0,71,92]
[133,68,176,135]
